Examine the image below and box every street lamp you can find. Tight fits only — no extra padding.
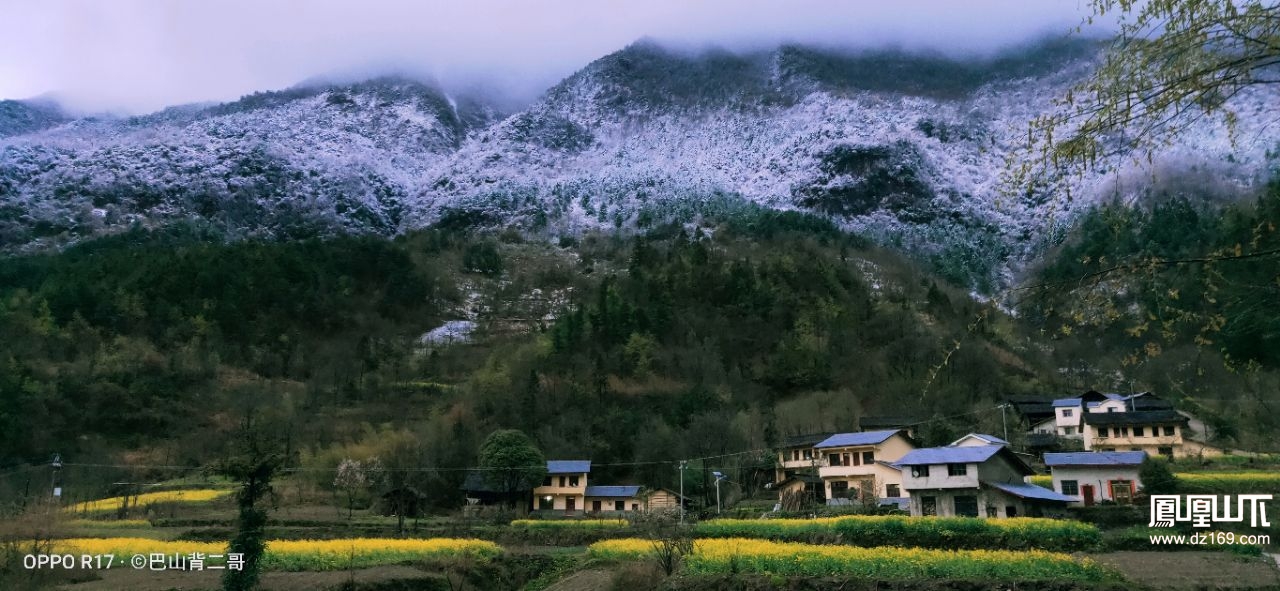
[712,471,726,514]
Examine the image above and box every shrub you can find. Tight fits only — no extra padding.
[509,519,629,530]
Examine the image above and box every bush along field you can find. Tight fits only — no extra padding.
[693,515,1103,551]
[588,538,1120,581]
[509,518,629,530]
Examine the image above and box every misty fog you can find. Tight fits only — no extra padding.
[0,0,1106,115]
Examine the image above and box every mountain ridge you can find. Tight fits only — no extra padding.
[2,38,1276,289]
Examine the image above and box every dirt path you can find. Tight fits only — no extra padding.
[58,565,437,591]
[1092,551,1280,589]
[541,568,615,591]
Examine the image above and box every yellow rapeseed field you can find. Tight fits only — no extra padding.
[588,538,1118,581]
[53,537,502,571]
[66,489,232,514]
[510,518,628,529]
[66,519,153,529]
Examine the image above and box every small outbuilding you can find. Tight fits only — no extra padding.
[1043,451,1146,506]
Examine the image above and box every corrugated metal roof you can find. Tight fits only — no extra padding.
[986,481,1074,502]
[814,429,900,449]
[895,444,1003,465]
[1051,398,1082,407]
[1044,451,1147,466]
[584,485,641,497]
[547,460,591,474]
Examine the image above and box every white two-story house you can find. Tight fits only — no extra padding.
[813,429,915,503]
[896,442,1071,518]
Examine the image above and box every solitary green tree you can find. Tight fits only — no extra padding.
[477,429,546,508]
[1139,456,1180,495]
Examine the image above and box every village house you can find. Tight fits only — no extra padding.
[774,432,833,484]
[896,443,1072,518]
[1043,451,1146,506]
[532,460,591,513]
[814,429,916,503]
[584,485,642,514]
[641,488,688,513]
[1081,410,1190,458]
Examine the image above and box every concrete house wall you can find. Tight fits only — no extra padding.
[1049,465,1142,505]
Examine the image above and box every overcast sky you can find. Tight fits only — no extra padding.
[0,0,1101,114]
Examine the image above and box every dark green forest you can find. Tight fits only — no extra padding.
[1,192,1277,508]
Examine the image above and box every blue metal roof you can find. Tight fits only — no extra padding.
[1044,451,1147,467]
[584,485,641,497]
[814,429,900,449]
[1051,398,1082,408]
[895,445,1003,465]
[878,497,910,510]
[986,481,1074,502]
[547,460,591,474]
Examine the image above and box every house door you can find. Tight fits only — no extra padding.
[1110,480,1133,505]
[592,500,602,512]
[1081,485,1095,506]
[566,497,576,512]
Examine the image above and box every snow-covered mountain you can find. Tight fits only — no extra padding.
[2,38,1276,287]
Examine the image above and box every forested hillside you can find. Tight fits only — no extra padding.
[0,208,1057,505]
[1024,181,1280,450]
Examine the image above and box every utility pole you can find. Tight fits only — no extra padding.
[50,453,63,502]
[678,460,687,525]
[1000,405,1009,443]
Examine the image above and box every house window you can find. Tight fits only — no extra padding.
[792,450,800,461]
[539,496,554,510]
[1006,505,1018,517]
[922,496,937,516]
[1108,408,1117,413]
[1163,426,1176,437]
[615,500,625,511]
[543,477,552,486]
[803,449,812,460]
[831,481,850,496]
[1060,480,1079,496]
[1064,427,1076,436]
[1119,427,1129,437]
[1158,447,1174,458]
[846,453,856,466]
[1098,427,1109,438]
[911,465,930,478]
[947,463,968,477]
[631,503,639,511]
[828,453,842,467]
[886,484,900,497]
[558,476,566,487]
[569,475,580,487]
[1063,409,1073,417]
[986,506,997,517]
[955,495,979,517]
[1134,426,1145,437]
[862,451,875,465]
